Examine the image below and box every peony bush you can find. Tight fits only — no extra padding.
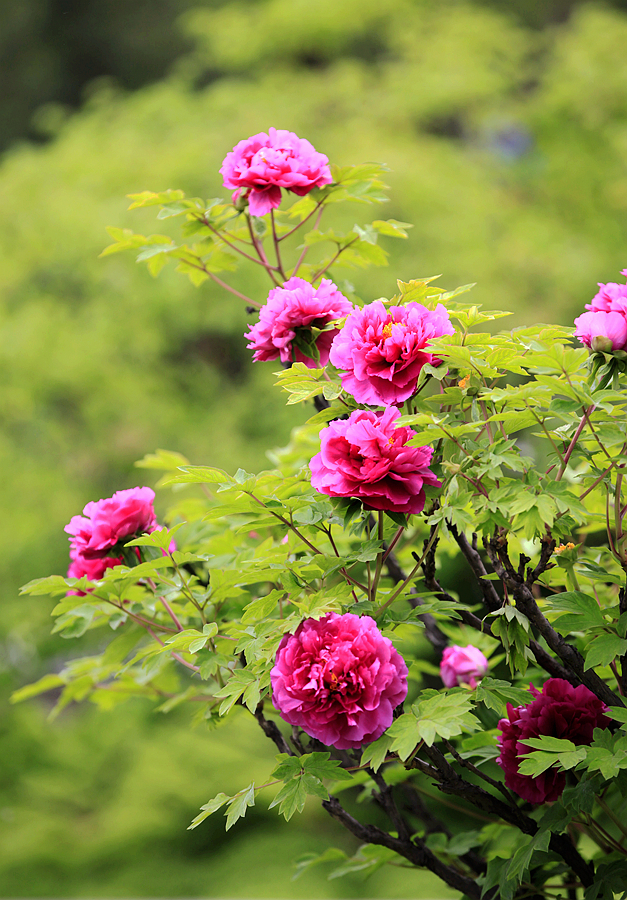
[14,131,627,900]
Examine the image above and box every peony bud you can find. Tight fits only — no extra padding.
[440,644,488,689]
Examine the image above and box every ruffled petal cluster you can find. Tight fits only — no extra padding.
[65,487,158,559]
[574,271,627,352]
[329,300,455,405]
[246,276,353,367]
[67,552,122,596]
[64,487,161,593]
[497,678,610,804]
[220,128,332,216]
[310,406,439,515]
[440,645,488,689]
[271,612,408,749]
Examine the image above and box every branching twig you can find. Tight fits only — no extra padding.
[322,795,483,899]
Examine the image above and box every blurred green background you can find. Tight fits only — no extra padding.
[3,1,627,896]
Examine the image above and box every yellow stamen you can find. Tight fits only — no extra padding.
[459,375,470,390]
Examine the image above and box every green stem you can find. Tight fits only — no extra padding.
[369,512,385,603]
[375,525,440,618]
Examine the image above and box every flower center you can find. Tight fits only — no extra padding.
[381,321,395,340]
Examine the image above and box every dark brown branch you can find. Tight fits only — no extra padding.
[368,517,448,652]
[620,582,627,695]
[446,524,589,685]
[422,525,581,687]
[420,745,595,888]
[485,534,624,709]
[448,524,501,611]
[369,769,412,843]
[322,795,483,899]
[253,702,293,756]
[400,782,487,876]
[444,740,517,808]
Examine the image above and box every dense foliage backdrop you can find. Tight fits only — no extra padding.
[4,1,627,896]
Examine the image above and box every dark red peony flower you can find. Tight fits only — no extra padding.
[496,678,610,803]
[271,612,408,750]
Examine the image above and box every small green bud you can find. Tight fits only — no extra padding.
[591,335,614,353]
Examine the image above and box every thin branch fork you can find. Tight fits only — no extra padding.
[322,795,484,899]
[444,524,577,683]
[484,533,625,709]
[419,744,595,889]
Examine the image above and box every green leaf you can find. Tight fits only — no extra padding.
[188,792,230,830]
[359,734,393,772]
[241,590,283,625]
[518,736,586,775]
[10,673,65,704]
[412,689,478,746]
[135,448,190,470]
[225,782,256,830]
[548,591,606,632]
[302,753,353,782]
[127,189,185,209]
[214,669,257,715]
[162,465,232,485]
[475,677,532,713]
[371,219,412,238]
[268,777,308,821]
[584,633,627,670]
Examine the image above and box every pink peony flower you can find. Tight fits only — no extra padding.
[574,272,627,352]
[66,551,122,596]
[65,487,158,560]
[496,678,610,804]
[329,300,455,406]
[440,644,489,689]
[574,309,627,353]
[246,276,353,368]
[271,612,408,749]
[220,128,332,217]
[586,273,627,314]
[310,406,440,515]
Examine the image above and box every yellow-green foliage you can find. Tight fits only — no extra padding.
[3,2,627,896]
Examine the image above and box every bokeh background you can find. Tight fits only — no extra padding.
[3,1,627,896]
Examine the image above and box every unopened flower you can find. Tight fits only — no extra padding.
[440,644,488,689]
[329,300,455,406]
[496,678,610,804]
[246,277,353,367]
[220,128,332,217]
[310,406,440,515]
[65,487,158,560]
[271,612,408,749]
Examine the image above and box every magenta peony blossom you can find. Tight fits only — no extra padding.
[271,612,408,749]
[440,645,489,689]
[496,678,610,804]
[574,272,627,352]
[220,128,332,217]
[66,551,122,596]
[65,487,158,560]
[246,276,353,367]
[586,272,627,313]
[574,309,627,353]
[329,300,455,406]
[310,406,439,515]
